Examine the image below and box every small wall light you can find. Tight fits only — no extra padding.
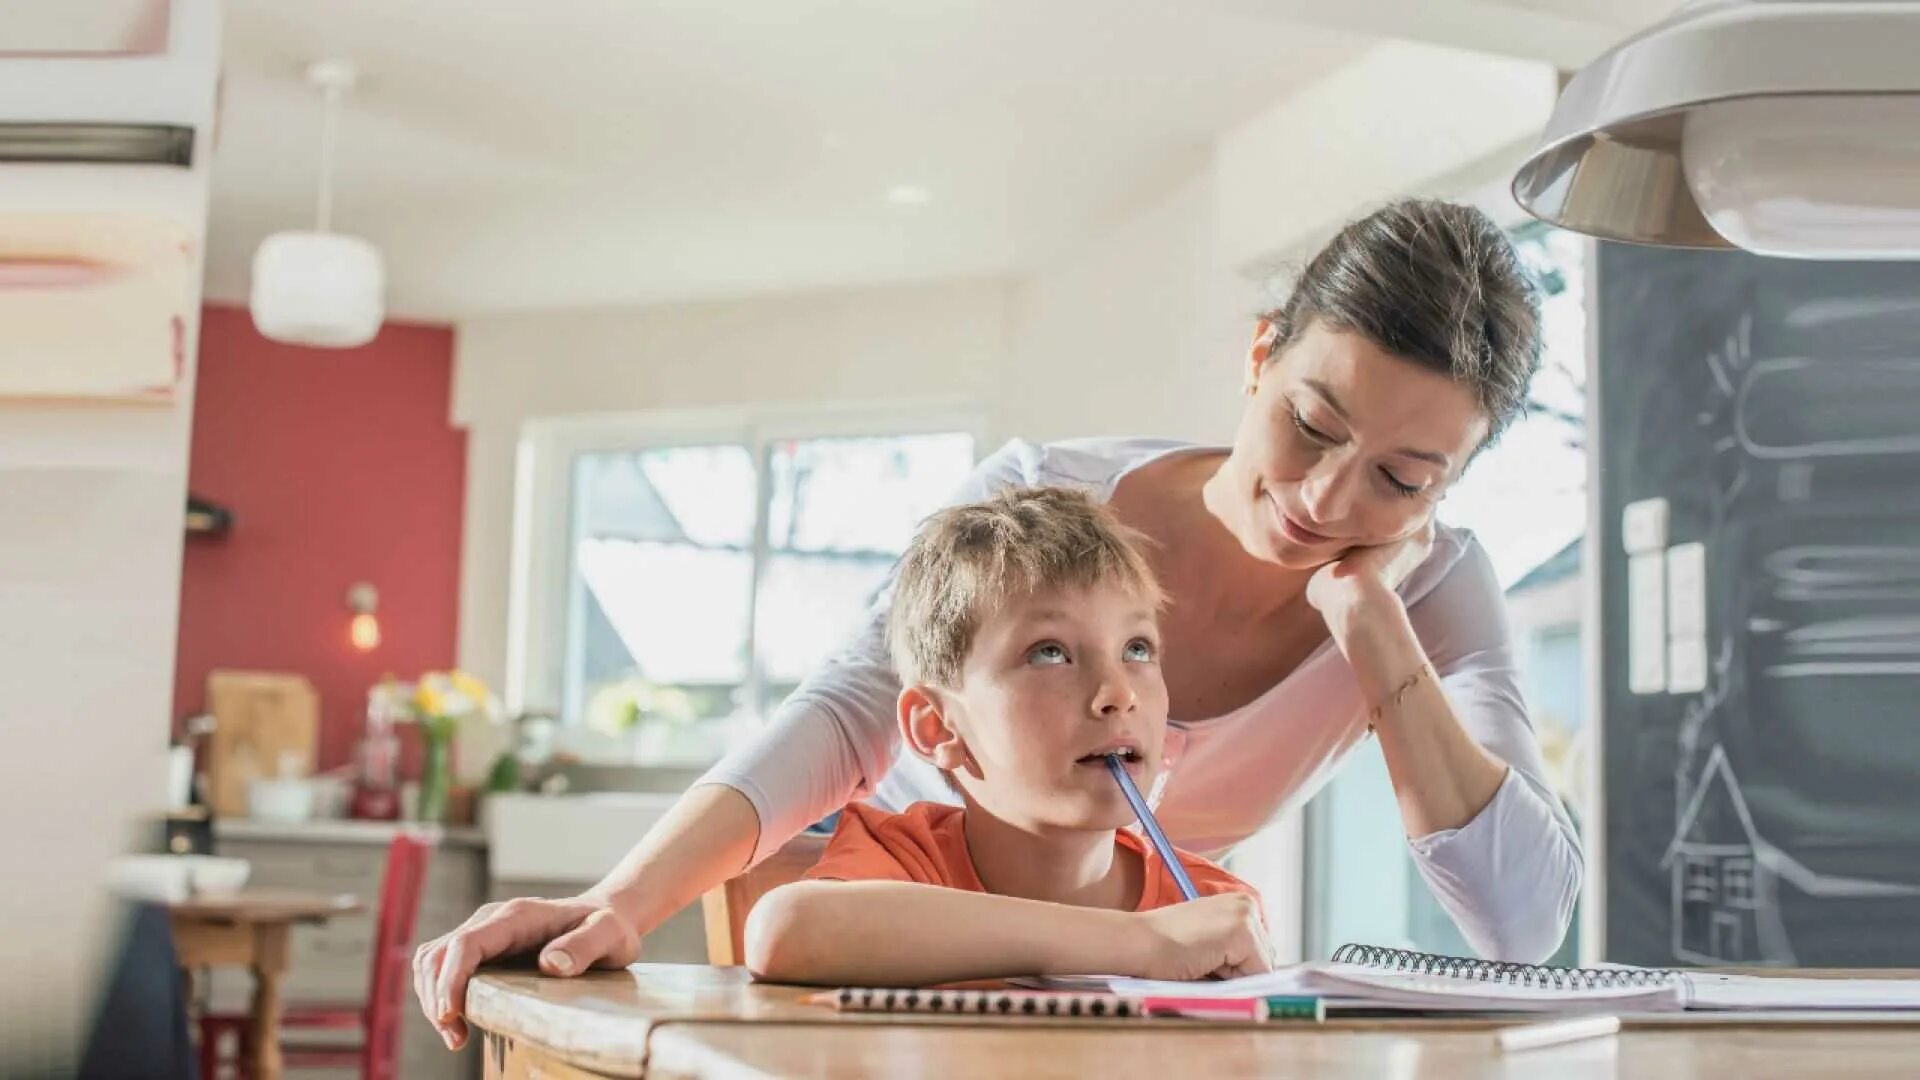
[347,581,381,651]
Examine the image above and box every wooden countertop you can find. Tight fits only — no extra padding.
[169,888,360,923]
[464,965,1920,1079]
[215,816,487,848]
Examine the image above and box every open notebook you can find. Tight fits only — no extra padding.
[1035,945,1920,1014]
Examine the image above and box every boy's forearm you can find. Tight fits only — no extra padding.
[745,881,1147,986]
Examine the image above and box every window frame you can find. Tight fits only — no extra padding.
[506,399,987,728]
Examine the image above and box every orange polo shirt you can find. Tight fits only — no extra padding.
[803,802,1259,913]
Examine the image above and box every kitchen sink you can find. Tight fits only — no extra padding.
[484,791,681,883]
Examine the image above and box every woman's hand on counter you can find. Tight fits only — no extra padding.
[412,891,642,1050]
[414,782,765,1052]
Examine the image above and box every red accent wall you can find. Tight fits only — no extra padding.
[174,305,467,771]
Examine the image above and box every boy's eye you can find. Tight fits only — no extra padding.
[1124,638,1156,662]
[1027,642,1069,666]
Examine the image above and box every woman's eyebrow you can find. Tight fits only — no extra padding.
[1302,377,1453,469]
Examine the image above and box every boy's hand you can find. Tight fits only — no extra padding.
[1133,893,1275,981]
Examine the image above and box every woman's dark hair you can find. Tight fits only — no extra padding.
[1263,199,1542,445]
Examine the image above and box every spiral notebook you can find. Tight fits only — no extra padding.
[1036,944,1920,1014]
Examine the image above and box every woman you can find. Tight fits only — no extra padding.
[414,199,1583,1049]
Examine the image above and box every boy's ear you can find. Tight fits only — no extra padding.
[898,684,973,773]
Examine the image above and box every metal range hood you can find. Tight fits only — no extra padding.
[0,121,192,166]
[1513,0,1920,259]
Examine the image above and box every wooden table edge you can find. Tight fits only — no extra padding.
[467,974,656,1077]
[168,891,363,924]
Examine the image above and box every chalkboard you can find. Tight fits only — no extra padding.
[1598,242,1920,968]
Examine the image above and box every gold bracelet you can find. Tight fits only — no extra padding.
[1365,663,1436,735]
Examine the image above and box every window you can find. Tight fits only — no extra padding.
[1305,220,1590,964]
[1685,855,1720,904]
[1722,856,1756,908]
[514,409,978,765]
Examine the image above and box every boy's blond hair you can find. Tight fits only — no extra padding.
[887,486,1164,688]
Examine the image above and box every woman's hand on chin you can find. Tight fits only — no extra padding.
[1305,516,1434,616]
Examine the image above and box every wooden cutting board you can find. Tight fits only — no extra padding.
[205,670,319,817]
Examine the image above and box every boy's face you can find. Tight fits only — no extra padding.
[939,580,1169,832]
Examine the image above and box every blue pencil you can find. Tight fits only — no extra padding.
[1106,753,1200,902]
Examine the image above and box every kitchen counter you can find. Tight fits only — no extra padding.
[214,816,487,848]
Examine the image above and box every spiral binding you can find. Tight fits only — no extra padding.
[1330,944,1681,991]
[835,987,1144,1018]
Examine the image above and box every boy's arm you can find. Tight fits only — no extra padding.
[743,880,1271,986]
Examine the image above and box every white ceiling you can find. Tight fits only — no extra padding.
[205,2,1368,320]
[206,1,1680,321]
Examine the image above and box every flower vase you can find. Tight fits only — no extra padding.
[418,732,452,823]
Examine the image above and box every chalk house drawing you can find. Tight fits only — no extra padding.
[1664,745,1920,965]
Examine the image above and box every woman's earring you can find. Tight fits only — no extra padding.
[1243,382,1258,397]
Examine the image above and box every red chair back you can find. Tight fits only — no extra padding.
[361,831,434,1080]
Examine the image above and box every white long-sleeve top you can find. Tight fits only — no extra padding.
[698,437,1583,962]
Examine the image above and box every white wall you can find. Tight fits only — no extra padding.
[1216,39,1557,275]
[999,165,1262,446]
[0,1,219,1060]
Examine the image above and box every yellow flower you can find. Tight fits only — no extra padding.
[414,681,446,717]
[449,670,487,702]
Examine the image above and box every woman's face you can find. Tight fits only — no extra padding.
[1220,319,1489,571]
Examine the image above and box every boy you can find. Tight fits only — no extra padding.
[745,487,1274,986]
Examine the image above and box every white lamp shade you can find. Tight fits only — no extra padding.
[1682,95,1920,261]
[249,230,385,348]
[1514,1,1920,258]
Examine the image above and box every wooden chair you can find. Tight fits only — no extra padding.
[199,832,434,1079]
[701,831,830,965]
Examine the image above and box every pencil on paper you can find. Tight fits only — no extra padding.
[1495,1014,1622,1053]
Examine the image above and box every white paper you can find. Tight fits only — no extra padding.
[1666,541,1708,639]
[1034,963,1686,1014]
[1033,966,1920,1015]
[1667,636,1708,694]
[1622,498,1669,554]
[1685,973,1920,1011]
[1628,554,1668,694]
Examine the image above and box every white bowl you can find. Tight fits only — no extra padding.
[184,855,251,896]
[249,777,316,823]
